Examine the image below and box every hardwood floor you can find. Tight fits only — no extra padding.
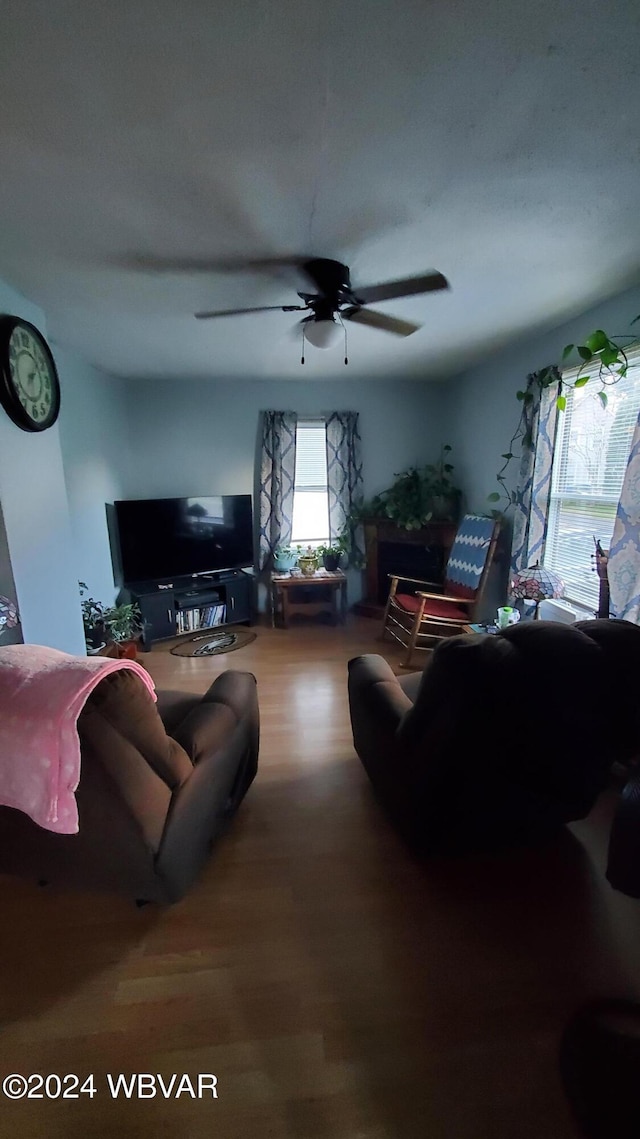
[1,615,639,1138]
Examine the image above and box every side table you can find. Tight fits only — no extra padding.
[271,570,348,628]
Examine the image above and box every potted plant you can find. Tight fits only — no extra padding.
[297,546,320,577]
[421,444,461,522]
[79,581,107,652]
[363,445,461,529]
[274,543,302,572]
[101,601,144,659]
[317,537,346,572]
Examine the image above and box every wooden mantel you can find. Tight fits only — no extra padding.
[354,518,458,618]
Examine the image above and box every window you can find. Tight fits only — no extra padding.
[291,420,330,547]
[545,348,640,610]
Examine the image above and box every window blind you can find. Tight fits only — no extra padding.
[545,347,640,610]
[291,421,330,544]
[293,423,327,490]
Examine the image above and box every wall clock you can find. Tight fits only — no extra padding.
[0,315,61,432]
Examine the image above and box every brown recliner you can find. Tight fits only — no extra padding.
[348,618,640,855]
[0,668,259,903]
[558,632,640,1139]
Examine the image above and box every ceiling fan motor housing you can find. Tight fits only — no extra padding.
[302,259,352,302]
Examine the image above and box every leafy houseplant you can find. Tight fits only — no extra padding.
[102,602,143,646]
[560,322,639,401]
[317,539,346,572]
[365,445,461,529]
[489,316,640,514]
[79,583,142,655]
[79,581,106,650]
[420,444,461,521]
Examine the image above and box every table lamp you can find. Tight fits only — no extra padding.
[511,562,565,619]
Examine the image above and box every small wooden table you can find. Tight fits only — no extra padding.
[271,570,348,628]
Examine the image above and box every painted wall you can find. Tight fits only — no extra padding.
[122,377,443,500]
[0,278,85,652]
[56,349,131,605]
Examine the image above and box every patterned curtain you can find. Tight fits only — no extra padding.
[325,411,364,563]
[258,411,297,572]
[510,371,560,575]
[608,409,640,622]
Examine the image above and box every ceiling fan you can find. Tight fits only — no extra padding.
[194,258,450,350]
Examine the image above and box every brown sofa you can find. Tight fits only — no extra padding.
[0,668,259,903]
[348,618,640,854]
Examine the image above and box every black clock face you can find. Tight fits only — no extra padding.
[0,316,61,432]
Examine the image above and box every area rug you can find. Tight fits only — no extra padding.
[170,628,257,658]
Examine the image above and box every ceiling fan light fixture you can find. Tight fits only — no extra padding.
[304,318,341,350]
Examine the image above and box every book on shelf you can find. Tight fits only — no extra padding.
[176,603,227,635]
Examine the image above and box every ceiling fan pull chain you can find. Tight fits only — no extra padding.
[301,325,306,365]
[337,313,348,365]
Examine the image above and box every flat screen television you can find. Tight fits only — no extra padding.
[113,494,254,584]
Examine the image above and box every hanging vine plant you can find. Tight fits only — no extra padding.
[560,322,638,406]
[488,316,640,514]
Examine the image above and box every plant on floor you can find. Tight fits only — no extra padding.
[101,601,143,644]
[79,581,106,649]
[488,315,640,514]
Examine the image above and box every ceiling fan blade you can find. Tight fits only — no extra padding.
[195,304,307,320]
[353,271,449,305]
[127,254,312,275]
[341,307,421,337]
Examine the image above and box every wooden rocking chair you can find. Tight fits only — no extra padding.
[381,513,500,667]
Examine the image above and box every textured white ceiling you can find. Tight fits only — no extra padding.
[1,0,639,381]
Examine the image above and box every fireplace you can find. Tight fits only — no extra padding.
[376,540,444,603]
[354,519,458,617]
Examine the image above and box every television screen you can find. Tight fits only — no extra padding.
[113,494,254,584]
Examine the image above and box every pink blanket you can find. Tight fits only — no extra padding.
[0,644,157,835]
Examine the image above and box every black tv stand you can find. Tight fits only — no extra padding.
[127,569,254,649]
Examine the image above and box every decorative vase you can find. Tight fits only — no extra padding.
[274,550,298,572]
[298,554,318,577]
